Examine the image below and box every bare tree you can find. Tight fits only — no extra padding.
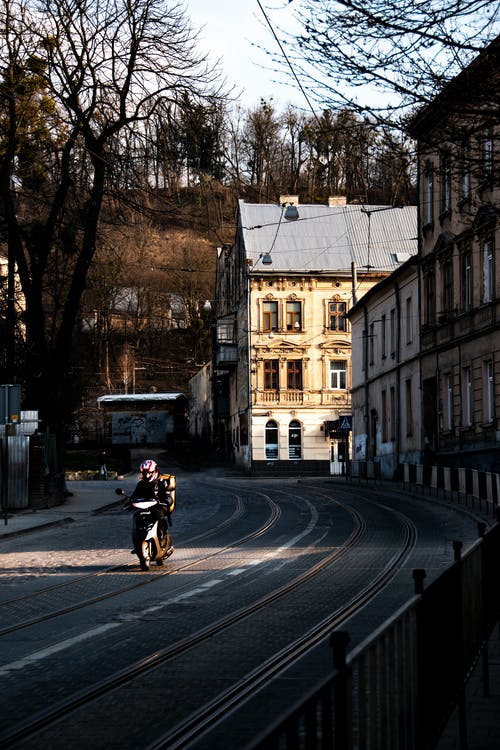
[282,0,499,125]
[0,0,224,429]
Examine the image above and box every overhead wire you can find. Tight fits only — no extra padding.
[255,0,322,127]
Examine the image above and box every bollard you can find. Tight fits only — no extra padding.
[412,568,426,594]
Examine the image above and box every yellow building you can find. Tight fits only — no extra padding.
[210,198,417,475]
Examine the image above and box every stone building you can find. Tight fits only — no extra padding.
[348,256,421,478]
[206,197,417,475]
[409,36,500,471]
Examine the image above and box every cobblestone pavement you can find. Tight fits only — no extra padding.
[1,467,499,748]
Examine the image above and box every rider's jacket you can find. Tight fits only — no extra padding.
[130,475,175,512]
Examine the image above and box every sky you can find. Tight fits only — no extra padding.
[184,0,306,110]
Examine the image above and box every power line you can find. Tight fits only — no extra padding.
[255,0,322,127]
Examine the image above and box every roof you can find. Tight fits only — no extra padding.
[97,392,185,405]
[409,34,500,135]
[239,201,418,274]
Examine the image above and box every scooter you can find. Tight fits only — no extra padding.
[116,488,174,571]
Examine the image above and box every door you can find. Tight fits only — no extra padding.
[330,438,348,475]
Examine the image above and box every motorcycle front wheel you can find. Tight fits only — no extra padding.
[139,540,151,571]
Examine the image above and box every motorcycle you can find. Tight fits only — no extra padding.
[116,488,174,571]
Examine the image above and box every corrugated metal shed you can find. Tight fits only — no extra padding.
[240,201,418,274]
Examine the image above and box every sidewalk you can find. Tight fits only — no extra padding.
[0,447,171,540]
[0,476,133,539]
[436,626,500,749]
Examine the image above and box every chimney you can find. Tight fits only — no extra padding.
[328,196,347,206]
[279,195,299,206]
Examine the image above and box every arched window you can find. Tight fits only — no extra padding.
[265,420,279,460]
[288,420,302,460]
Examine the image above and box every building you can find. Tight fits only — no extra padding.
[96,392,187,446]
[409,36,500,472]
[207,197,417,475]
[347,36,500,479]
[348,256,421,478]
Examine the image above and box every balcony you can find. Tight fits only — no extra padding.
[255,390,306,405]
[215,344,238,367]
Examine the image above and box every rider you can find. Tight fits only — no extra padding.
[130,459,174,542]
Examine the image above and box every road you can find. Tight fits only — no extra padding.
[0,469,489,749]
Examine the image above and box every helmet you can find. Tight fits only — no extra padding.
[140,459,159,482]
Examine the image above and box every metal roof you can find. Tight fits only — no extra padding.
[239,200,418,274]
[97,393,184,405]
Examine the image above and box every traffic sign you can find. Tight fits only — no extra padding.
[339,415,352,431]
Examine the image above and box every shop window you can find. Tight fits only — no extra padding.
[265,420,279,460]
[288,420,302,460]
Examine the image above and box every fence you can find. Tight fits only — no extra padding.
[0,429,60,510]
[349,460,500,520]
[247,506,500,749]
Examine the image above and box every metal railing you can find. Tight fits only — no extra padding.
[246,522,500,750]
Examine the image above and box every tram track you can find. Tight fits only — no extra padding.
[0,492,279,637]
[0,488,417,749]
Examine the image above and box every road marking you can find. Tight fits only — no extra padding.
[0,622,121,676]
[1,500,319,674]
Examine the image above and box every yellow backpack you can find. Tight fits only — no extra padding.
[161,474,176,512]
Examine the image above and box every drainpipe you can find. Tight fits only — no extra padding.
[395,281,401,477]
[351,261,358,305]
[246,267,253,472]
[363,304,369,459]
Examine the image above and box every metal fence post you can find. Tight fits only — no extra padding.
[331,630,350,750]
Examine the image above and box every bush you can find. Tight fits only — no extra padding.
[65,446,131,475]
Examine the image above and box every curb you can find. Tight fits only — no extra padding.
[0,517,74,541]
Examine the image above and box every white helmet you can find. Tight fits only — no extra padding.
[140,459,159,482]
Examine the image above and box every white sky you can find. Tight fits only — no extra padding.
[184,0,307,110]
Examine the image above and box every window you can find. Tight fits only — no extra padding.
[485,360,494,423]
[446,374,453,431]
[381,390,387,442]
[262,301,278,331]
[442,260,453,314]
[441,155,451,214]
[390,308,395,355]
[330,360,347,390]
[484,134,494,179]
[405,298,413,344]
[463,251,472,311]
[405,379,413,437]
[265,420,279,460]
[461,138,471,199]
[390,386,396,441]
[287,360,302,390]
[369,322,374,365]
[483,241,493,303]
[381,314,386,357]
[286,301,302,331]
[217,320,235,343]
[328,301,347,331]
[288,420,302,460]
[425,271,436,324]
[463,366,472,426]
[424,169,434,225]
[264,359,279,390]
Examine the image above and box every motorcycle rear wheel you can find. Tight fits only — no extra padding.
[139,540,151,571]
